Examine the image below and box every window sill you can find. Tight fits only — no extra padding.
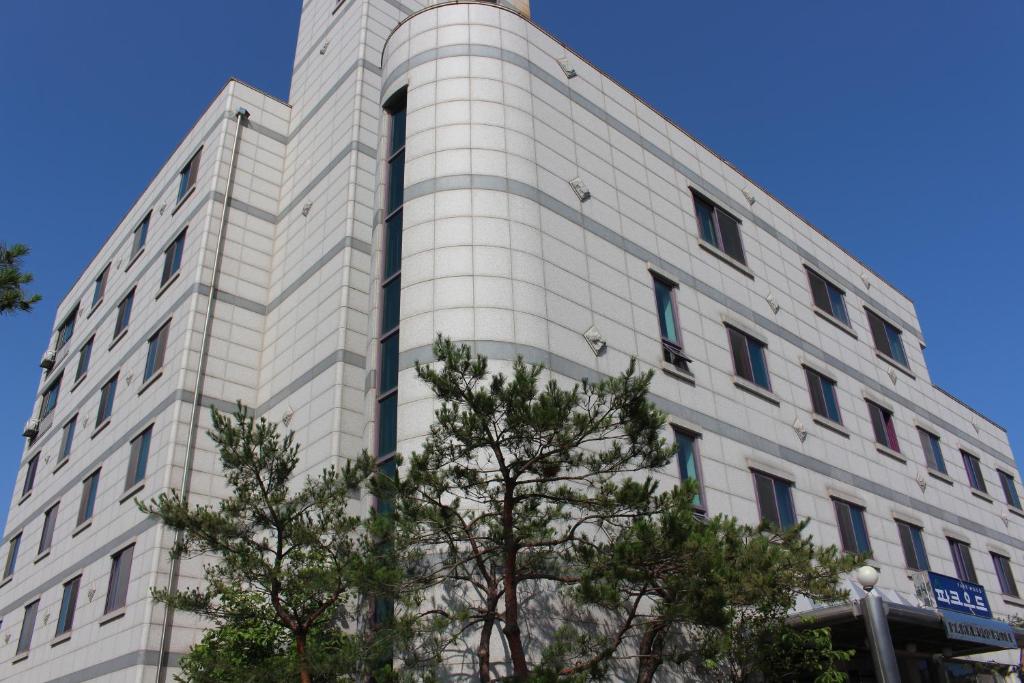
[71,372,88,393]
[137,370,163,396]
[0,575,13,589]
[732,376,780,406]
[91,419,111,439]
[87,299,104,320]
[33,549,51,565]
[1008,506,1024,520]
[53,456,70,474]
[1002,595,1024,608]
[154,271,180,300]
[927,469,954,486]
[12,653,28,664]
[332,0,348,14]
[969,489,993,504]
[875,444,906,464]
[18,491,32,506]
[109,328,128,351]
[876,352,915,380]
[125,248,145,272]
[72,520,92,538]
[811,415,850,438]
[98,608,126,626]
[698,240,754,279]
[50,632,72,647]
[171,186,196,216]
[660,361,695,385]
[813,307,858,339]
[121,482,145,504]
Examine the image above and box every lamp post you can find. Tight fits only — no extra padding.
[855,565,901,682]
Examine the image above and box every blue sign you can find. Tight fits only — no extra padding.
[927,572,992,618]
[941,611,1017,649]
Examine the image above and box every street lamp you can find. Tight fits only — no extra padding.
[855,565,900,682]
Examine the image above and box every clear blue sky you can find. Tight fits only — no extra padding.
[1,0,1021,517]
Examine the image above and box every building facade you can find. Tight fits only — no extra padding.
[2,1,1022,680]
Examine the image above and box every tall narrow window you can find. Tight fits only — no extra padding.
[78,470,101,525]
[833,499,871,554]
[161,229,187,286]
[131,213,150,259]
[998,471,1022,510]
[948,538,978,583]
[992,553,1020,597]
[144,321,171,382]
[22,454,39,497]
[92,265,110,309]
[961,451,987,494]
[16,600,39,655]
[55,307,78,351]
[727,326,771,390]
[75,336,94,382]
[126,426,153,489]
[58,415,77,464]
[753,471,796,530]
[866,400,900,452]
[693,194,746,264]
[177,148,202,202]
[674,428,704,512]
[805,367,842,424]
[40,374,62,419]
[4,533,21,579]
[866,310,909,367]
[114,288,135,339]
[917,428,947,474]
[653,275,688,370]
[55,576,81,637]
[37,503,59,556]
[896,520,929,571]
[806,267,850,325]
[105,544,135,613]
[96,373,118,425]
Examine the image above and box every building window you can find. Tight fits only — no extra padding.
[727,326,771,390]
[917,428,946,474]
[866,400,900,452]
[38,503,59,556]
[16,600,39,655]
[55,576,81,637]
[992,553,1020,597]
[92,265,110,309]
[160,229,186,286]
[105,543,135,613]
[96,373,118,425]
[674,428,705,512]
[961,451,987,494]
[177,148,202,202]
[55,307,78,351]
[58,415,77,464]
[896,520,930,571]
[866,309,908,367]
[126,426,153,489]
[40,374,62,419]
[22,454,39,497]
[131,213,150,259]
[805,367,842,423]
[653,275,688,371]
[77,469,101,525]
[833,499,871,554]
[3,533,21,579]
[114,288,135,339]
[75,336,94,382]
[144,321,171,382]
[998,470,1022,510]
[753,471,796,530]
[806,268,850,325]
[693,193,745,264]
[948,538,978,584]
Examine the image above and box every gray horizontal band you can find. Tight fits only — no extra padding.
[46,650,183,683]
[398,340,1024,554]
[382,41,922,342]
[403,172,1015,470]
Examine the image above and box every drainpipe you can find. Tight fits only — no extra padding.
[155,106,249,682]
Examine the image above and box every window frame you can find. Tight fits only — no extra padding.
[896,520,930,571]
[16,599,39,655]
[58,414,78,464]
[92,265,110,310]
[75,336,94,382]
[22,453,39,497]
[833,498,871,555]
[752,470,797,530]
[947,538,978,584]
[113,288,135,339]
[692,191,747,265]
[865,308,909,367]
[992,553,1020,597]
[77,469,101,526]
[104,543,136,614]
[805,366,842,424]
[806,267,850,326]
[130,212,150,260]
[727,325,772,391]
[866,400,900,452]
[997,470,1022,510]
[126,425,153,490]
[160,229,187,287]
[38,503,59,555]
[55,306,78,351]
[55,575,82,637]
[961,450,988,494]
[673,427,706,513]
[177,148,202,202]
[40,373,63,419]
[96,373,119,425]
[652,274,689,371]
[917,427,947,474]
[4,533,21,579]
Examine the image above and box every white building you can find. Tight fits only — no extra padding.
[2,1,1021,680]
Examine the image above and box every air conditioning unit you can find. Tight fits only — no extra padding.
[39,349,57,370]
[23,418,40,439]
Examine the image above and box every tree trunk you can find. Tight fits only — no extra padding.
[502,490,529,679]
[477,590,500,682]
[636,624,666,683]
[295,631,313,683]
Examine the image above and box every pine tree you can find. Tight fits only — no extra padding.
[0,243,41,315]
